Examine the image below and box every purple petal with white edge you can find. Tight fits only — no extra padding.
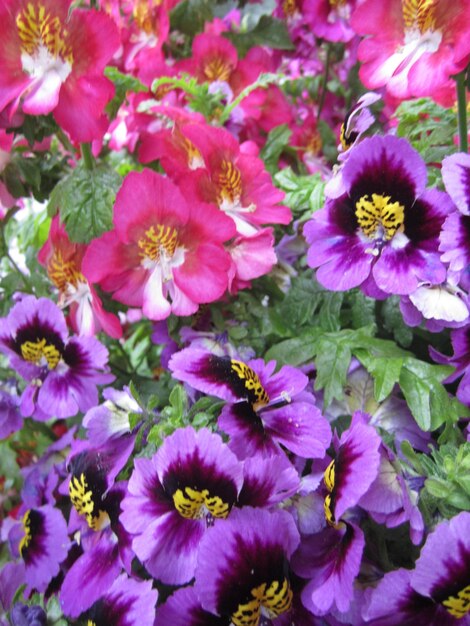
[333,411,381,521]
[411,511,470,616]
[342,135,428,203]
[6,295,68,342]
[155,586,229,626]
[87,574,158,626]
[60,531,121,618]
[20,505,70,593]
[195,507,299,619]
[294,522,365,615]
[364,570,444,626]
[442,152,470,215]
[83,386,139,446]
[237,453,300,508]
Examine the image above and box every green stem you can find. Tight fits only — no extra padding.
[56,128,76,154]
[317,44,331,121]
[456,69,468,153]
[80,143,95,170]
[7,252,34,292]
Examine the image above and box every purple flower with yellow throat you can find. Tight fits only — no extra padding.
[0,296,113,419]
[169,348,331,459]
[305,135,451,296]
[120,426,244,586]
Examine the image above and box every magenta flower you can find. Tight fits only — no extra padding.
[169,348,331,459]
[0,0,120,141]
[83,169,235,321]
[351,0,470,106]
[305,135,451,295]
[0,296,113,419]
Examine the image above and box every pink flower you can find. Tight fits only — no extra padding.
[0,0,120,141]
[82,169,236,321]
[351,0,470,106]
[174,123,291,237]
[38,217,122,338]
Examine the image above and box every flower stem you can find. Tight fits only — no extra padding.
[317,43,331,121]
[456,69,468,153]
[81,143,95,170]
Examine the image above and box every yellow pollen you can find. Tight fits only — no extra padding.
[230,359,270,409]
[21,337,61,369]
[69,473,109,531]
[402,0,437,33]
[19,510,32,557]
[16,2,73,63]
[232,578,293,626]
[203,57,232,82]
[172,486,230,519]
[48,250,85,293]
[216,160,243,205]
[355,193,405,240]
[87,622,97,626]
[324,459,336,493]
[442,585,470,619]
[329,0,347,7]
[306,131,322,156]
[133,0,162,34]
[137,224,179,262]
[282,0,297,18]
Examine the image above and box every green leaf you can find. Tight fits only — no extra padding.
[170,0,214,35]
[48,163,121,243]
[104,67,148,119]
[264,333,320,366]
[224,15,294,57]
[318,292,344,331]
[274,168,325,218]
[260,124,292,173]
[314,336,351,406]
[356,353,403,402]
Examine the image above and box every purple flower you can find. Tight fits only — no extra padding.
[0,383,22,438]
[155,586,229,626]
[440,153,470,282]
[364,511,470,625]
[17,505,70,593]
[10,604,46,626]
[82,386,141,446]
[0,296,113,419]
[431,325,470,405]
[194,507,300,625]
[293,522,365,616]
[120,426,243,585]
[237,453,300,508]
[85,574,158,626]
[169,348,331,459]
[305,135,451,296]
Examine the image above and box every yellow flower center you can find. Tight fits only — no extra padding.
[442,585,470,619]
[133,0,162,34]
[48,250,85,293]
[19,510,32,557]
[232,578,293,626]
[282,0,298,18]
[355,193,405,241]
[21,337,61,369]
[402,0,437,33]
[69,473,110,531]
[216,160,243,206]
[16,2,73,63]
[172,486,230,519]
[203,58,233,82]
[137,224,179,262]
[230,359,270,409]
